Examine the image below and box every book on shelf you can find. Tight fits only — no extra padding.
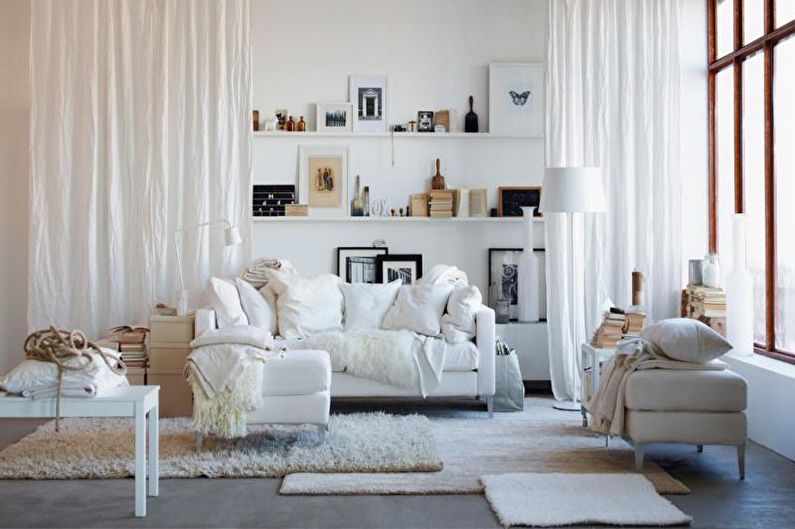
[591,308,646,349]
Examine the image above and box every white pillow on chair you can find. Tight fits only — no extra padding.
[208,277,248,328]
[381,284,454,336]
[640,318,732,362]
[235,278,277,334]
[267,272,343,339]
[339,280,402,331]
[441,285,482,343]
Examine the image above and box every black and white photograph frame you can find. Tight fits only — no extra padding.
[488,63,545,137]
[417,111,435,133]
[298,145,349,217]
[316,102,353,132]
[336,247,389,284]
[375,254,423,285]
[349,75,388,133]
[488,248,547,321]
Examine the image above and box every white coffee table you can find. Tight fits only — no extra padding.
[0,385,159,517]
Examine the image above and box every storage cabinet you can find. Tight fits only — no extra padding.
[148,314,195,417]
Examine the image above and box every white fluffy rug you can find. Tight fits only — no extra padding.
[0,412,441,478]
[280,398,689,495]
[481,473,692,527]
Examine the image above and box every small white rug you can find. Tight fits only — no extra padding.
[481,473,692,527]
[0,412,440,478]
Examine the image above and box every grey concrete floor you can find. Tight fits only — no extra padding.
[0,398,794,529]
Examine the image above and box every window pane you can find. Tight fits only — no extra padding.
[778,0,795,28]
[717,0,734,57]
[744,0,764,44]
[775,37,795,351]
[717,67,735,287]
[743,53,768,345]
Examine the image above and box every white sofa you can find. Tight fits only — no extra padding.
[195,303,496,415]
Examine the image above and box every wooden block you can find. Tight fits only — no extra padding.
[147,374,193,417]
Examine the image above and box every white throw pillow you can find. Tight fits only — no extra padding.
[339,280,402,331]
[441,285,482,343]
[0,348,125,394]
[381,284,454,336]
[267,272,343,339]
[208,277,249,328]
[235,278,277,334]
[640,318,732,362]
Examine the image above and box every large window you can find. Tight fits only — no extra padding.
[708,0,795,361]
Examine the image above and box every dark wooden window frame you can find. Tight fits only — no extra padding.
[708,0,795,363]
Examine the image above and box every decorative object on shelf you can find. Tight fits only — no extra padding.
[681,284,727,336]
[434,124,446,133]
[726,214,754,357]
[263,114,277,132]
[631,269,646,307]
[434,109,457,133]
[456,188,470,218]
[252,110,260,132]
[490,208,498,217]
[390,208,397,216]
[350,74,388,133]
[518,207,541,322]
[286,115,296,131]
[429,190,455,218]
[431,158,446,190]
[275,109,288,130]
[363,186,371,216]
[391,124,406,132]
[285,204,308,216]
[252,184,296,217]
[410,194,429,217]
[298,145,349,217]
[417,111,434,133]
[688,259,704,285]
[316,102,353,132]
[375,254,423,284]
[465,95,479,133]
[489,248,547,321]
[489,63,545,136]
[351,175,365,217]
[337,246,389,284]
[701,253,721,288]
[297,116,307,132]
[408,120,417,132]
[498,186,542,217]
[372,197,387,217]
[494,297,510,324]
[399,207,405,216]
[469,189,488,217]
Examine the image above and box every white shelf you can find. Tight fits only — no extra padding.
[252,131,543,140]
[251,216,544,223]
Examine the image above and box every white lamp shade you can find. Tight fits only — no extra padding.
[224,225,242,246]
[539,167,606,213]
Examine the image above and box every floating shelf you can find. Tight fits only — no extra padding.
[252,216,544,223]
[252,131,544,140]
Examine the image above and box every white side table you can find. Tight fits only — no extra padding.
[579,344,616,427]
[0,386,159,517]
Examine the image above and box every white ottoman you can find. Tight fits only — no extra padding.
[624,368,748,479]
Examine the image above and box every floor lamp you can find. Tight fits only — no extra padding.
[539,167,606,411]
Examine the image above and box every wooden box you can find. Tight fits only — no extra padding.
[149,315,194,344]
[147,374,193,417]
[148,345,192,374]
[126,367,147,386]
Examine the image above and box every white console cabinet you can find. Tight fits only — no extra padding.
[495,322,549,382]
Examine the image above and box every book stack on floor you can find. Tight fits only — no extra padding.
[681,284,727,336]
[98,326,150,385]
[429,190,456,218]
[591,309,646,349]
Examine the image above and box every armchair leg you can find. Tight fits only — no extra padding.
[697,444,704,453]
[737,444,746,480]
[486,396,494,418]
[634,443,645,471]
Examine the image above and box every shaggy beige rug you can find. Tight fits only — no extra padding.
[280,398,689,495]
[0,412,441,478]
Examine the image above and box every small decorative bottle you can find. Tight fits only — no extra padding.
[363,186,370,216]
[297,116,306,132]
[286,116,295,132]
[252,110,260,132]
[702,253,721,288]
[351,175,364,216]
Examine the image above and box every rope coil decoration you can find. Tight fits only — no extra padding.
[24,327,127,431]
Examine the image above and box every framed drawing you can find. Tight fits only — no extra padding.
[498,186,542,217]
[316,102,353,132]
[298,146,349,217]
[488,63,545,137]
[375,254,423,285]
[488,248,547,321]
[336,247,389,284]
[349,75,388,133]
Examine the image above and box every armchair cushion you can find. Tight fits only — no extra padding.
[267,271,343,339]
[381,284,454,336]
[235,278,277,334]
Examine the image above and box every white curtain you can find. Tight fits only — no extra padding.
[545,0,682,400]
[29,0,252,338]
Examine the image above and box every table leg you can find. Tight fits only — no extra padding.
[135,402,146,517]
[148,405,159,497]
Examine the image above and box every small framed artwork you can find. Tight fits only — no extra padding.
[469,189,488,217]
[350,75,388,133]
[498,186,542,217]
[488,63,545,136]
[410,194,429,217]
[337,247,389,283]
[375,254,423,285]
[417,111,434,132]
[316,102,353,132]
[488,248,547,321]
[298,146,349,217]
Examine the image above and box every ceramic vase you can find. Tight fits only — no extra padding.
[518,207,540,322]
[726,214,754,356]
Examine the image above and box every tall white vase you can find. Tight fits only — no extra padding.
[726,214,754,356]
[518,207,540,322]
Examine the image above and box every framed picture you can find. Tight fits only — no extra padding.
[349,75,388,133]
[375,254,423,285]
[417,111,434,132]
[488,63,545,136]
[498,186,542,217]
[337,247,389,284]
[298,145,349,217]
[469,189,488,217]
[316,102,353,132]
[488,248,547,321]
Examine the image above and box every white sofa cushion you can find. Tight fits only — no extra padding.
[208,277,248,328]
[260,349,331,396]
[441,285,482,343]
[235,278,277,334]
[267,272,343,339]
[624,368,747,412]
[640,318,732,362]
[339,280,402,331]
[443,340,479,371]
[381,284,454,336]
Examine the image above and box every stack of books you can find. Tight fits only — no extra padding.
[429,190,455,218]
[102,325,150,369]
[681,284,727,336]
[591,309,647,349]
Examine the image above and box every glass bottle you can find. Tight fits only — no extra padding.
[351,175,364,216]
[363,186,370,216]
[297,116,306,132]
[286,115,295,132]
[702,253,721,288]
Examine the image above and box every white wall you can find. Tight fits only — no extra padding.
[0,0,30,374]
